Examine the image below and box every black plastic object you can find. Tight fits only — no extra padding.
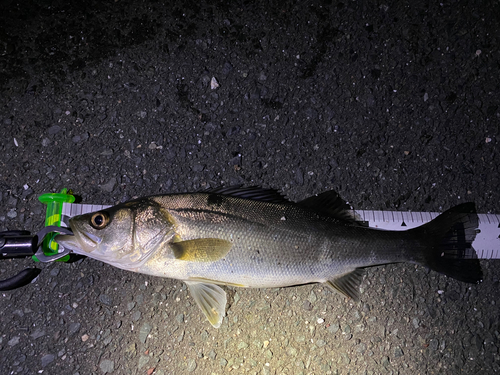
[0,230,38,291]
[0,268,41,291]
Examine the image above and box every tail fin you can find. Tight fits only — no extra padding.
[413,203,483,283]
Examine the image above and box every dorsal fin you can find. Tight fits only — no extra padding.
[204,185,290,204]
[298,190,364,224]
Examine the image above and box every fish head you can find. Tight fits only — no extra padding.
[56,199,176,270]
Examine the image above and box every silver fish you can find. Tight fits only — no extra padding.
[56,187,482,328]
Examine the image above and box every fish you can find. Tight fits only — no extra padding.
[56,186,483,328]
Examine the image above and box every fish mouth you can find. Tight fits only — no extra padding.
[55,220,102,254]
[79,230,102,246]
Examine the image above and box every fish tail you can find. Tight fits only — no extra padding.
[412,202,482,283]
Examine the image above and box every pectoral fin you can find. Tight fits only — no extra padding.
[185,281,227,328]
[324,268,364,300]
[172,238,232,262]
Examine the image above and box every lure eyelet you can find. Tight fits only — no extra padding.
[90,212,109,230]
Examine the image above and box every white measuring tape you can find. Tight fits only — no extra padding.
[61,203,500,260]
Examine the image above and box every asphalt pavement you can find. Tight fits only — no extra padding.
[1,0,499,374]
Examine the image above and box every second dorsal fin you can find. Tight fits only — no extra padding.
[298,190,364,224]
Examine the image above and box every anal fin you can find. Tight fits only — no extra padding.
[324,268,364,300]
[185,281,227,328]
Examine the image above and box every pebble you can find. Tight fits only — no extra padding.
[210,77,219,90]
[41,354,55,367]
[68,322,81,336]
[327,323,340,334]
[316,339,326,347]
[176,313,184,323]
[127,301,136,311]
[308,290,317,303]
[47,125,61,134]
[222,62,233,75]
[429,338,439,351]
[207,349,216,360]
[99,359,114,373]
[394,347,404,357]
[238,341,248,349]
[99,178,117,193]
[302,300,313,311]
[381,356,390,368]
[139,322,152,343]
[132,311,142,322]
[138,355,149,369]
[99,294,113,306]
[30,329,45,339]
[8,336,20,346]
[50,268,60,276]
[187,358,197,372]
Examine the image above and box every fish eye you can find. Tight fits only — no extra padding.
[90,212,109,230]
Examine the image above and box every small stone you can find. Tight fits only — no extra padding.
[81,334,89,342]
[429,338,439,351]
[394,347,404,357]
[99,359,114,373]
[99,178,116,193]
[308,290,317,303]
[302,300,313,311]
[176,313,184,323]
[222,62,233,75]
[68,322,81,336]
[50,268,60,276]
[138,355,149,369]
[99,294,113,306]
[131,310,142,322]
[327,323,340,334]
[8,336,20,346]
[41,354,55,367]
[139,322,152,344]
[187,358,197,372]
[211,77,219,90]
[316,339,326,347]
[381,356,390,368]
[48,125,61,135]
[238,341,249,350]
[30,329,45,340]
[127,302,136,311]
[207,350,216,360]
[192,163,204,172]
